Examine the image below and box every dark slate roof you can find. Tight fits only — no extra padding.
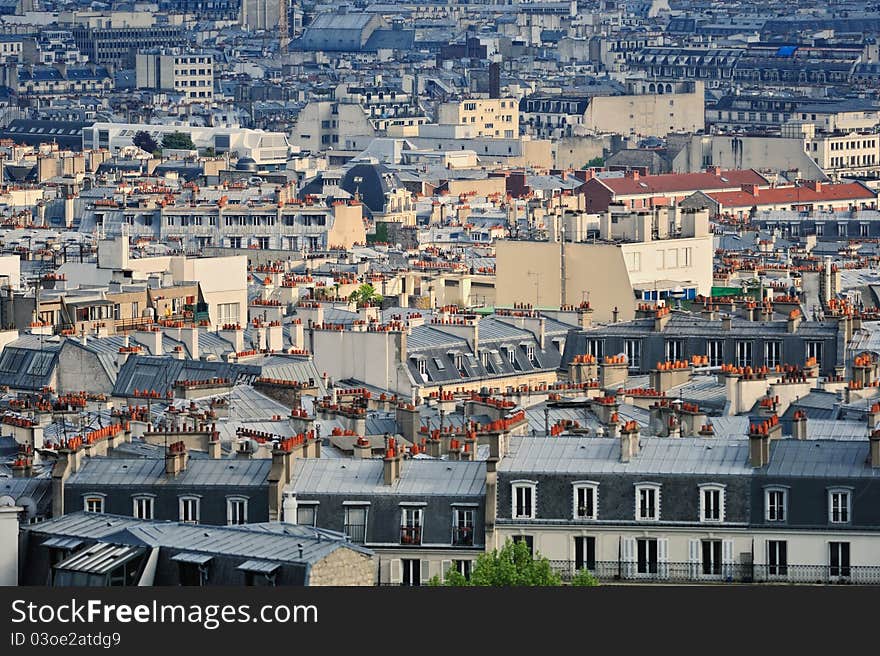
[0,344,60,391]
[111,355,261,397]
[0,120,90,149]
[27,511,372,563]
[66,456,271,487]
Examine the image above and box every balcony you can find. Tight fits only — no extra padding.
[344,524,366,545]
[400,526,421,545]
[547,561,880,585]
[451,526,474,547]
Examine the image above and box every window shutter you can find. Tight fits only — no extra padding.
[688,539,701,579]
[722,540,735,580]
[420,559,431,584]
[389,559,401,585]
[621,537,636,578]
[657,538,669,580]
[441,559,452,576]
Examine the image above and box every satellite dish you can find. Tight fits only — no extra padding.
[16,496,37,520]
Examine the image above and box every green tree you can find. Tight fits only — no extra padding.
[429,539,563,587]
[585,156,604,168]
[570,568,599,586]
[161,131,196,151]
[349,283,383,306]
[132,130,159,154]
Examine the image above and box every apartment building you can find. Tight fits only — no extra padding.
[520,81,704,139]
[494,429,880,583]
[82,123,290,169]
[287,453,486,585]
[135,49,214,103]
[70,24,185,67]
[437,97,519,139]
[495,206,714,322]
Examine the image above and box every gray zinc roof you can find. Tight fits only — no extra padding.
[290,458,486,497]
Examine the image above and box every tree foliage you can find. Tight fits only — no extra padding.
[349,283,383,305]
[585,156,605,168]
[428,539,564,587]
[570,568,599,586]
[132,130,159,154]
[161,131,196,151]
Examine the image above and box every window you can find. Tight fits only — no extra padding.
[84,495,105,513]
[637,538,658,574]
[699,485,725,522]
[764,341,782,368]
[573,483,598,520]
[707,339,724,367]
[635,484,660,521]
[828,489,851,524]
[624,339,641,370]
[344,505,367,544]
[452,507,474,546]
[226,497,248,525]
[507,347,516,365]
[765,488,787,522]
[701,539,722,576]
[297,503,317,526]
[735,341,753,368]
[665,339,684,362]
[806,341,823,364]
[179,496,200,524]
[217,302,240,324]
[454,560,472,580]
[133,496,154,520]
[401,559,421,586]
[417,358,427,377]
[829,542,851,578]
[512,482,536,519]
[574,536,596,571]
[767,540,788,576]
[587,339,604,359]
[526,345,537,366]
[400,507,422,544]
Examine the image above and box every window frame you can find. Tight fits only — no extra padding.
[179,495,201,524]
[698,483,726,523]
[828,488,852,524]
[511,480,537,520]
[765,487,788,523]
[132,494,156,520]
[83,493,106,514]
[226,496,249,526]
[572,481,599,520]
[634,482,661,522]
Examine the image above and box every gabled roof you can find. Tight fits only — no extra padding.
[594,169,769,196]
[707,182,876,209]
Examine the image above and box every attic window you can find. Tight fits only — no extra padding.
[433,357,445,370]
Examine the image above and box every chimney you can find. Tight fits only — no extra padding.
[353,435,372,459]
[267,322,284,352]
[612,306,619,323]
[722,314,732,331]
[868,403,880,429]
[282,491,297,523]
[208,428,221,459]
[383,436,401,485]
[619,421,640,463]
[135,327,163,356]
[742,183,759,197]
[748,422,771,468]
[181,326,199,360]
[707,165,722,176]
[791,410,808,440]
[624,169,639,180]
[165,440,187,475]
[871,430,880,468]
[395,402,420,441]
[219,323,244,352]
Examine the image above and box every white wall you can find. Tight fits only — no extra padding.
[0,505,20,585]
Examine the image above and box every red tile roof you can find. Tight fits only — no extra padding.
[598,169,769,196]
[707,182,876,209]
